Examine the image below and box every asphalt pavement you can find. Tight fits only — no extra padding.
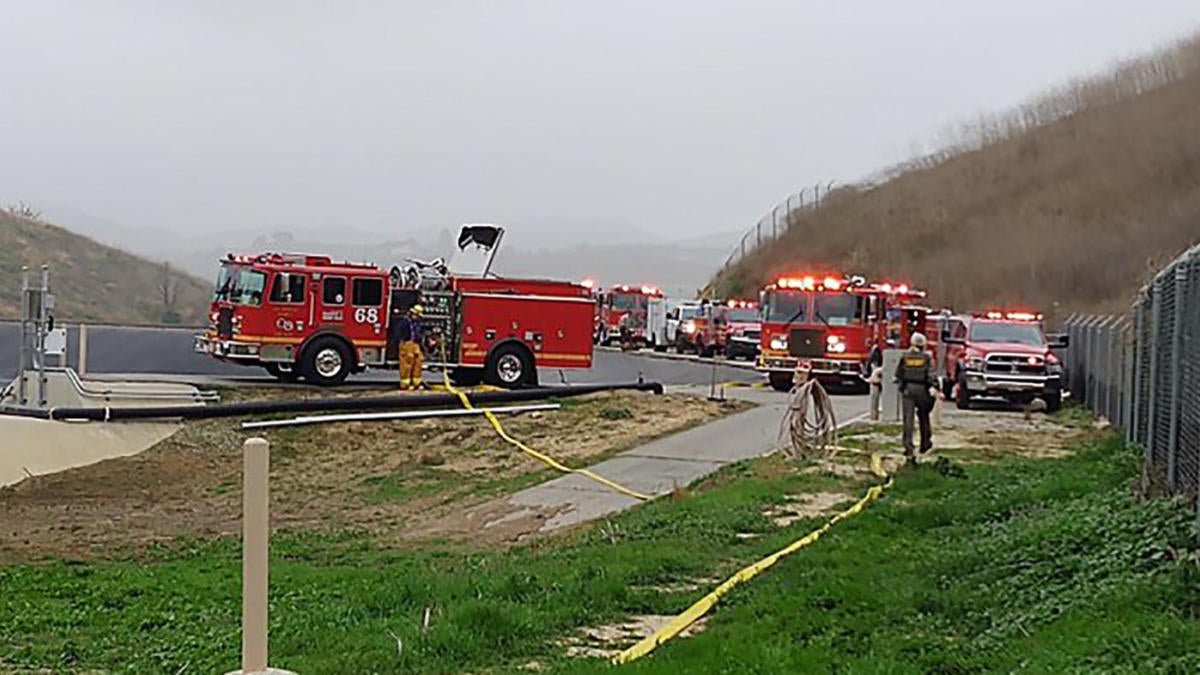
[477,386,871,533]
[0,322,763,386]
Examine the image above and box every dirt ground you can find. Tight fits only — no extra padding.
[0,391,749,562]
[822,405,1098,476]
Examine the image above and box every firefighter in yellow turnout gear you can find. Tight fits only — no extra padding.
[398,305,425,390]
[894,332,936,463]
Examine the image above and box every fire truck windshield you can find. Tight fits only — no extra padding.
[764,291,807,323]
[970,322,1045,345]
[611,293,648,312]
[813,292,863,326]
[214,264,267,307]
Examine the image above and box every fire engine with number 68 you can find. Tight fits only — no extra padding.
[194,225,595,387]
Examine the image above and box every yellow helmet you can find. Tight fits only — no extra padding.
[410,304,424,316]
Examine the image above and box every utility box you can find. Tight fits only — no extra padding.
[45,328,67,357]
[881,349,904,423]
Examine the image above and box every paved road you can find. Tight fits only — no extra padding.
[474,386,871,533]
[0,322,762,386]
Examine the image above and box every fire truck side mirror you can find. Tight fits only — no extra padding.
[1047,333,1069,349]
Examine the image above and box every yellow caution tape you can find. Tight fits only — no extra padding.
[612,453,892,665]
[438,356,652,502]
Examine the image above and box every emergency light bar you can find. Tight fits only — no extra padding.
[726,299,757,308]
[979,310,1044,321]
[612,284,662,296]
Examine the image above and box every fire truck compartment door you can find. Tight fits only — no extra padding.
[449,224,505,277]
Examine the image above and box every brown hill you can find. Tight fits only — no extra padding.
[0,208,211,324]
[714,34,1200,318]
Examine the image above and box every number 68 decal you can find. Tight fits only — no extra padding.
[354,307,379,324]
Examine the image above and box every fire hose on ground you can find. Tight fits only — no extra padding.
[779,369,839,459]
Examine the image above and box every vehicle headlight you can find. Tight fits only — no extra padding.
[967,357,985,371]
[770,335,788,351]
[826,335,846,354]
[682,320,697,334]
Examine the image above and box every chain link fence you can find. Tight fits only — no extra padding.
[1064,243,1200,524]
[717,182,839,274]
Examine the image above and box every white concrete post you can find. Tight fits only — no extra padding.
[881,349,904,422]
[77,324,88,377]
[226,438,295,675]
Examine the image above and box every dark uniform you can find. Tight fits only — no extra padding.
[894,345,935,459]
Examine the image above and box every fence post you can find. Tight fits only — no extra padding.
[1145,282,1164,490]
[77,324,88,377]
[227,438,294,675]
[1167,264,1187,492]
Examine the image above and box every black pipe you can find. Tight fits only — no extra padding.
[0,381,665,422]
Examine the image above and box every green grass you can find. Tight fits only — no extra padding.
[2,435,1197,674]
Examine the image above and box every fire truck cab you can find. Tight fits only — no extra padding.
[941,311,1069,411]
[757,275,926,392]
[599,285,664,348]
[194,226,595,388]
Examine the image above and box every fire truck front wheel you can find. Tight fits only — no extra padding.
[485,343,537,388]
[300,336,353,386]
[264,363,301,383]
[768,372,793,392]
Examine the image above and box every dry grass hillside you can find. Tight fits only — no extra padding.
[0,209,210,324]
[715,35,1200,316]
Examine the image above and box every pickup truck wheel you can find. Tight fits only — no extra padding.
[300,336,353,386]
[485,343,537,388]
[955,373,973,410]
[941,375,955,399]
[769,372,793,392]
[1044,387,1062,413]
[264,363,301,383]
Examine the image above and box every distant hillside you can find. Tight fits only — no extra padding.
[714,34,1200,317]
[0,210,210,324]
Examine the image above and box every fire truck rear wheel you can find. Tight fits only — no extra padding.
[301,336,353,386]
[768,372,793,392]
[485,343,536,388]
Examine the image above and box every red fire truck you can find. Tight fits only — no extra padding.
[756,275,929,391]
[194,226,595,387]
[598,285,664,347]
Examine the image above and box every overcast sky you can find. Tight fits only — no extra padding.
[3,1,1199,249]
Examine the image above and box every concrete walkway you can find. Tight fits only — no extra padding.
[478,388,870,534]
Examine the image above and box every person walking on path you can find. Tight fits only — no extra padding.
[894,332,936,464]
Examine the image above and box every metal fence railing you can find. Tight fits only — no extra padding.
[1064,243,1200,523]
[716,182,840,275]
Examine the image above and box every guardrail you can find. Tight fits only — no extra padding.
[1065,242,1200,528]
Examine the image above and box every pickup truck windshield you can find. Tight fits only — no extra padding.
[970,322,1045,345]
[726,308,759,323]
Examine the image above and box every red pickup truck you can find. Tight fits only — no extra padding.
[941,312,1069,412]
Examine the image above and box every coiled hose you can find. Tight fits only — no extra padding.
[779,372,839,460]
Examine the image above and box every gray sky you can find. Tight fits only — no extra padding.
[4,0,1199,249]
